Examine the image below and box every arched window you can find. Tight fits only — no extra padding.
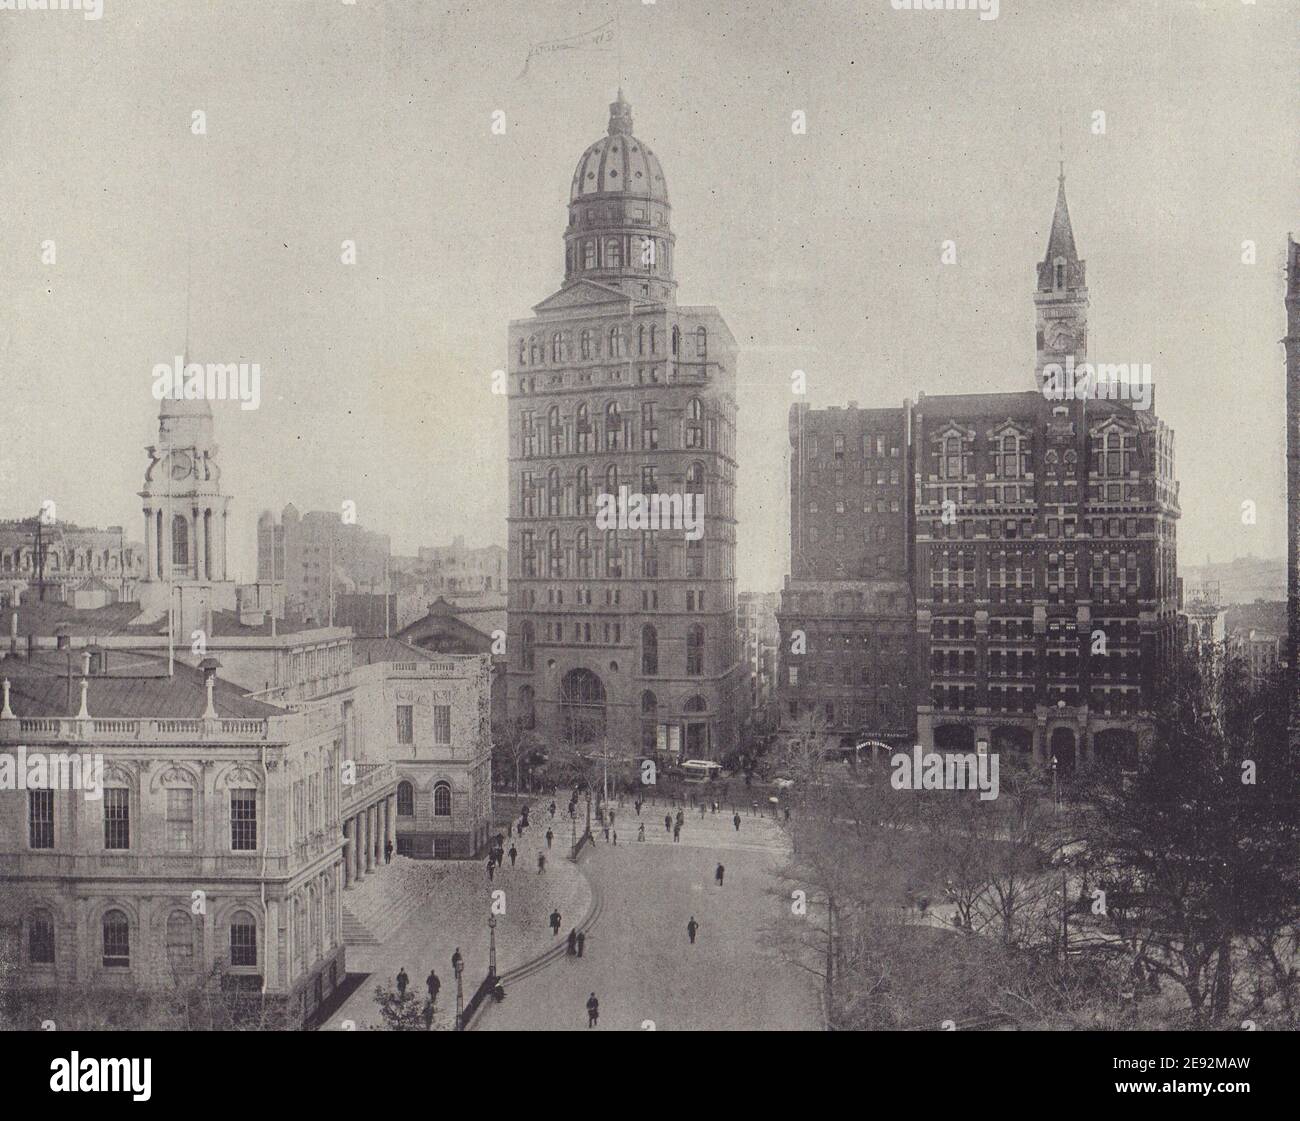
[605,402,621,450]
[552,333,563,363]
[547,467,561,516]
[520,620,535,671]
[433,782,452,817]
[580,330,592,359]
[605,530,621,577]
[519,685,536,730]
[529,337,539,365]
[686,625,705,676]
[642,624,658,676]
[638,325,646,355]
[166,911,195,970]
[671,325,680,355]
[517,339,526,366]
[686,460,705,500]
[650,325,659,353]
[584,240,596,269]
[606,238,622,267]
[547,529,562,577]
[230,910,257,967]
[604,463,619,495]
[576,528,591,577]
[547,406,561,454]
[171,515,189,568]
[609,327,624,358]
[396,781,414,816]
[576,402,592,452]
[102,909,130,968]
[27,909,55,966]
[576,467,591,516]
[696,326,707,358]
[685,399,704,448]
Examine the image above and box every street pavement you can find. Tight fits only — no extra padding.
[473,804,820,1031]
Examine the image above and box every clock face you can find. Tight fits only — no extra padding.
[1047,319,1077,352]
[170,451,193,480]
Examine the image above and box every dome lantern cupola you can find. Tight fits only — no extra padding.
[564,91,676,299]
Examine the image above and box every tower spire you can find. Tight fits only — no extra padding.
[1045,164,1078,264]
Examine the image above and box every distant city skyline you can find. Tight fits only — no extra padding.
[2,0,1296,590]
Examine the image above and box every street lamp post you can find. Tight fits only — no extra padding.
[453,956,464,1029]
[488,914,498,980]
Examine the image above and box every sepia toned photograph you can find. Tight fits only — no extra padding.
[1,0,1298,1088]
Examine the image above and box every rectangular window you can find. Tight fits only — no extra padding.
[104,788,130,850]
[28,789,53,849]
[165,787,193,850]
[433,705,451,745]
[231,789,258,851]
[397,704,414,744]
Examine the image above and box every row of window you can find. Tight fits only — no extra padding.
[802,433,903,460]
[18,908,259,971]
[520,399,721,457]
[520,530,705,579]
[395,780,451,817]
[519,324,702,368]
[520,460,710,515]
[26,788,257,852]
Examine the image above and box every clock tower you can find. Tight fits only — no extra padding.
[137,380,237,629]
[1034,164,1089,392]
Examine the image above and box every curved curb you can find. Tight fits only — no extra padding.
[464,860,603,1029]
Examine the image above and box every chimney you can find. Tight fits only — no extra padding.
[1,678,13,719]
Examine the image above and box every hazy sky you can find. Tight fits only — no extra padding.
[1,0,1296,590]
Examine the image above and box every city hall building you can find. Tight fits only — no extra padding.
[505,93,742,762]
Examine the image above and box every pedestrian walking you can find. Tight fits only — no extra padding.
[546,828,554,849]
[673,824,680,843]
[567,928,577,956]
[603,823,610,842]
[426,970,440,1006]
[609,811,615,828]
[700,803,706,818]
[751,800,758,816]
[637,823,645,842]
[665,814,672,833]
[451,947,463,976]
[733,812,741,832]
[687,916,699,944]
[612,829,618,845]
[586,992,599,1028]
[549,800,557,819]
[550,908,562,936]
[384,839,394,864]
[635,798,642,817]
[576,930,585,957]
[538,851,546,873]
[508,844,518,867]
[396,967,409,997]
[715,863,725,886]
[487,857,495,881]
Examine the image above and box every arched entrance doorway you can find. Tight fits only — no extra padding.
[560,669,606,744]
[1049,727,1077,774]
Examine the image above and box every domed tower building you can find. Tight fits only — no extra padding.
[506,92,741,764]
